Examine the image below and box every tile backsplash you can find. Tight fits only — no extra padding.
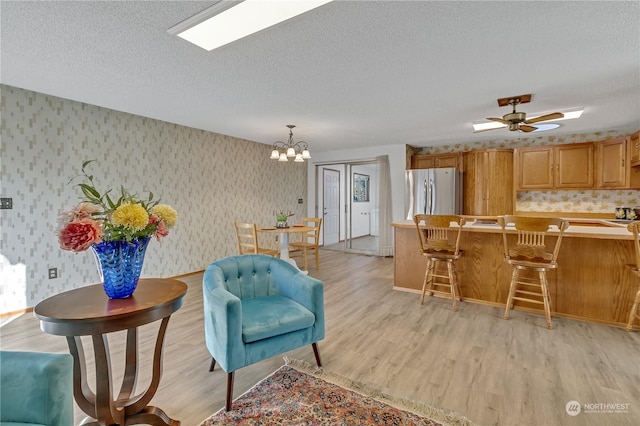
[516,190,640,214]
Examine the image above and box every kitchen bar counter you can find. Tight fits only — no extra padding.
[393,218,638,327]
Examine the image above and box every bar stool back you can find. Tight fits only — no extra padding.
[626,222,640,331]
[498,215,568,329]
[414,214,466,311]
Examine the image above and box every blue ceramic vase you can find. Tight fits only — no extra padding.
[91,237,150,299]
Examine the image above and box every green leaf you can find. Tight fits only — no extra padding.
[79,183,101,200]
[105,193,116,210]
[81,159,95,170]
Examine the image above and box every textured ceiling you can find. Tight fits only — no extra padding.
[1,1,639,153]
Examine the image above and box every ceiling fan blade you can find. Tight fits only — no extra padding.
[525,112,564,124]
[519,124,537,132]
[486,117,510,125]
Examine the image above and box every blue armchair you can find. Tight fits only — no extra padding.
[203,254,325,411]
[0,351,73,426]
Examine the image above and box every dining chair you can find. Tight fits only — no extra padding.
[625,222,640,331]
[498,215,569,329]
[234,222,278,256]
[290,217,322,270]
[414,214,466,311]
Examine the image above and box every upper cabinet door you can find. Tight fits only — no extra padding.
[597,137,628,188]
[555,143,594,188]
[463,149,513,215]
[630,131,640,166]
[411,155,436,169]
[411,153,461,170]
[517,147,554,189]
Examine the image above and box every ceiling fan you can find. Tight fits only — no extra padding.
[477,94,564,133]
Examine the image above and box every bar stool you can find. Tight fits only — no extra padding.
[626,222,640,331]
[498,215,568,329]
[414,214,465,311]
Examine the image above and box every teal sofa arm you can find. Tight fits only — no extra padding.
[0,351,73,426]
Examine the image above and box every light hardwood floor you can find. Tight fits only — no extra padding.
[1,249,639,425]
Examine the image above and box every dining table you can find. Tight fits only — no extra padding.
[257,224,315,271]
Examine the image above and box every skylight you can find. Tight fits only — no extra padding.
[168,0,334,51]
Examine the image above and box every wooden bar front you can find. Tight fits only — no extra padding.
[393,221,638,327]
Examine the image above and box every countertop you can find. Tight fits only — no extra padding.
[392,217,635,240]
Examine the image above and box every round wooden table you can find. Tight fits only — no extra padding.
[34,278,187,426]
[257,225,315,269]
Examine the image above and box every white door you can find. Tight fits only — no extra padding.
[323,168,340,246]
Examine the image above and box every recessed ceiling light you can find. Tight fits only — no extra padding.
[168,0,333,51]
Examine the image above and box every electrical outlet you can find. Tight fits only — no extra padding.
[0,198,12,209]
[48,268,58,279]
[275,235,278,242]
[298,198,303,204]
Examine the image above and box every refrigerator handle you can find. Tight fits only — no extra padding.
[429,179,435,215]
[423,178,428,215]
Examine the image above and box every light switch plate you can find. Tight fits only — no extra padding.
[0,198,12,209]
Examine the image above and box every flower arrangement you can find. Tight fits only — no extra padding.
[274,210,295,222]
[58,160,178,252]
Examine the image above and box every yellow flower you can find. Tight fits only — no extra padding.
[151,204,178,228]
[111,203,149,231]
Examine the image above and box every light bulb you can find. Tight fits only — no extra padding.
[294,153,304,162]
[286,147,296,157]
[270,149,280,159]
[278,152,288,162]
[302,149,311,159]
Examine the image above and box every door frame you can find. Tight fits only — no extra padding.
[321,167,341,246]
[316,159,381,254]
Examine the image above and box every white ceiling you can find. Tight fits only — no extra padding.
[1,1,639,153]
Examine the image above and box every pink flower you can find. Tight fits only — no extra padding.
[58,218,104,252]
[152,215,169,240]
[57,203,102,228]
[72,202,102,218]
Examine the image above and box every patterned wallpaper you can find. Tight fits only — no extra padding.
[0,85,307,313]
[415,129,640,213]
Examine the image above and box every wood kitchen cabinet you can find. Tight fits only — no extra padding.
[596,136,640,188]
[463,149,514,215]
[516,143,594,190]
[556,143,595,188]
[597,137,628,188]
[630,131,640,166]
[411,152,462,170]
[516,146,554,189]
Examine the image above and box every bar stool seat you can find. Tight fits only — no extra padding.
[498,215,568,329]
[414,214,465,311]
[626,222,640,331]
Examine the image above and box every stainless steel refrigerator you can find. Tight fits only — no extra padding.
[405,168,462,219]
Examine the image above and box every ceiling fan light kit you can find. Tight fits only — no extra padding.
[473,93,577,134]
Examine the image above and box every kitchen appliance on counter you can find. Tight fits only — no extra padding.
[615,206,640,221]
[405,168,462,219]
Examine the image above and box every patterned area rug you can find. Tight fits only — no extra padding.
[200,359,476,426]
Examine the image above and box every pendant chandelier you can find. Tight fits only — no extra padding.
[269,125,311,162]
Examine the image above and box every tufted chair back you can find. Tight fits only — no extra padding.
[205,254,296,300]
